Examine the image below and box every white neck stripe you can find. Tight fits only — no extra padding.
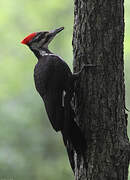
[39,50,63,60]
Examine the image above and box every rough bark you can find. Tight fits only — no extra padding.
[67,0,130,179]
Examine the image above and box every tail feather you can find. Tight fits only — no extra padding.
[69,119,86,153]
[61,105,86,153]
[62,84,86,153]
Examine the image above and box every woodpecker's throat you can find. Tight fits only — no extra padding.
[30,47,54,59]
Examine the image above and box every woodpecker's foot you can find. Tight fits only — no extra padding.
[73,64,98,79]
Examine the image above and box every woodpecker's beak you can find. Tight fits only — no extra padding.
[49,27,64,36]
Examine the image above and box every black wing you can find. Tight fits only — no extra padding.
[34,55,72,131]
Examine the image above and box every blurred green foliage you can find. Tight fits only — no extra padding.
[0,0,129,179]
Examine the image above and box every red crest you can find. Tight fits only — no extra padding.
[21,32,36,44]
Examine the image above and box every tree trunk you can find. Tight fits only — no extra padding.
[67,0,130,179]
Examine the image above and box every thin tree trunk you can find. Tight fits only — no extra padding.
[67,0,130,179]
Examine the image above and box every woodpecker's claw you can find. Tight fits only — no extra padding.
[81,63,99,70]
[73,64,98,78]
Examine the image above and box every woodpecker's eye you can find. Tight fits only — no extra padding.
[32,32,48,43]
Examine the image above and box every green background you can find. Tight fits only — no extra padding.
[0,0,129,179]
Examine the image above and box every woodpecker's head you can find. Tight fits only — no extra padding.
[21,27,64,50]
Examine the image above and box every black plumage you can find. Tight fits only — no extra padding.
[34,54,72,132]
[21,27,86,153]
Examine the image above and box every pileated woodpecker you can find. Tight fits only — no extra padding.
[21,27,86,152]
